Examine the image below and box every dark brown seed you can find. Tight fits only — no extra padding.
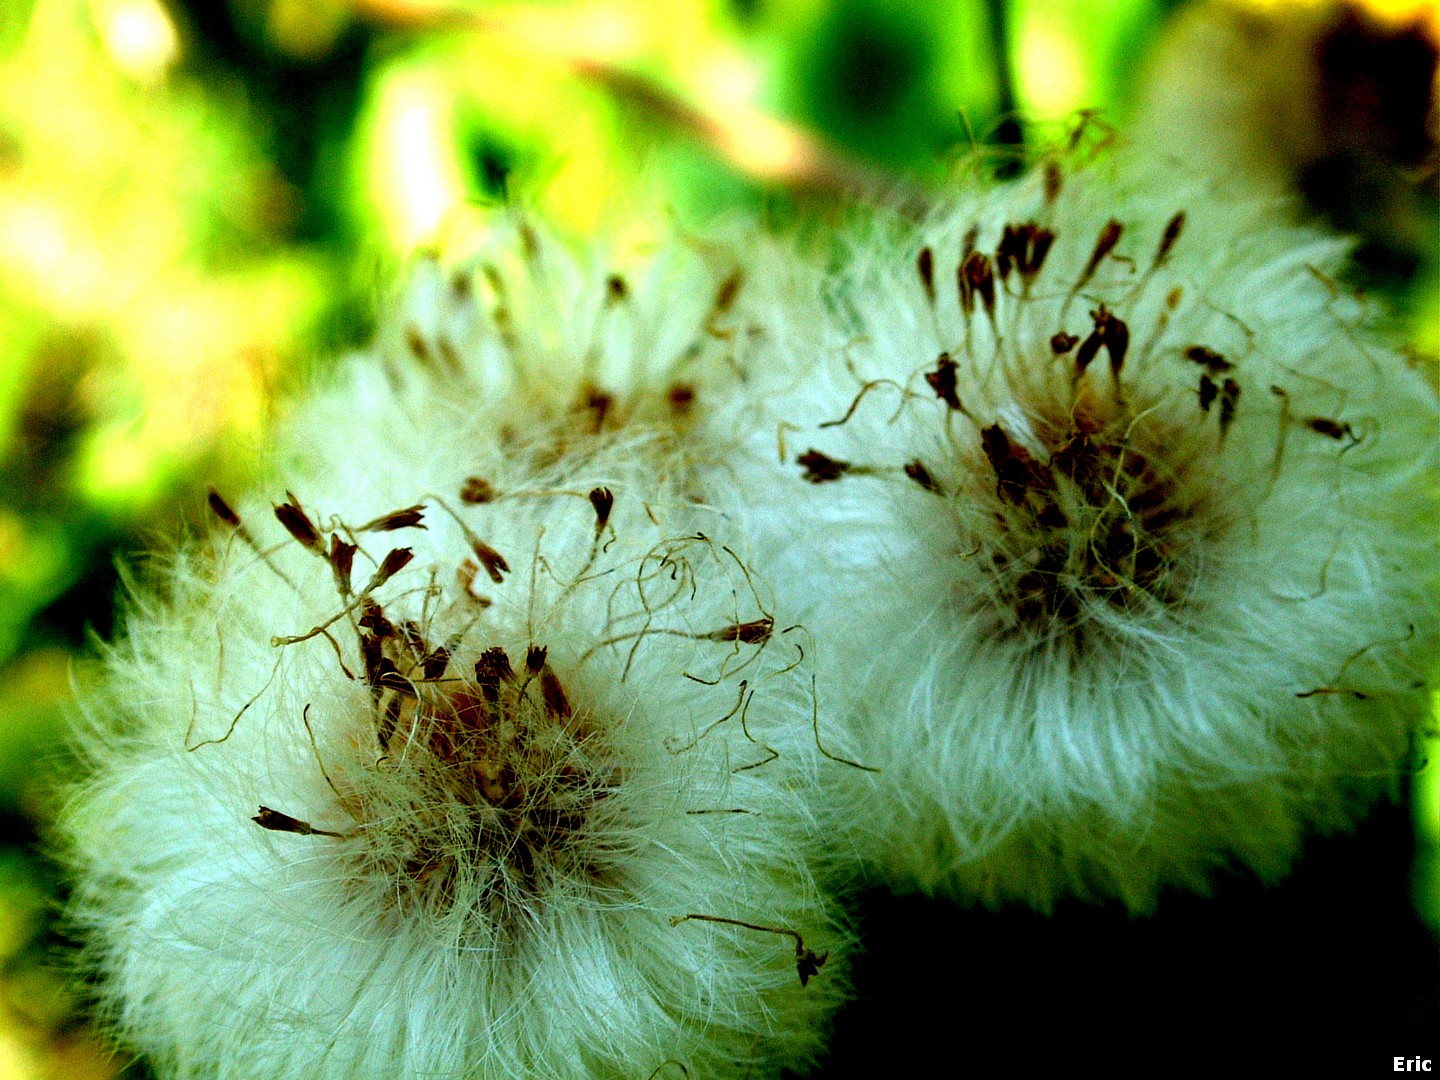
[376,694,402,751]
[797,947,828,988]
[797,449,850,484]
[273,492,321,550]
[359,599,396,638]
[253,806,341,837]
[917,246,935,302]
[589,487,614,532]
[1078,219,1124,288]
[1307,417,1351,440]
[1219,378,1241,435]
[475,647,513,702]
[1050,331,1079,354]
[360,636,384,696]
[1198,373,1218,412]
[702,618,774,644]
[470,538,509,583]
[540,668,572,720]
[1184,345,1233,373]
[666,383,696,412]
[329,535,356,591]
[925,353,963,409]
[903,459,939,493]
[714,270,743,314]
[459,477,496,504]
[358,505,427,532]
[372,656,414,695]
[582,385,614,430]
[1043,161,1062,203]
[399,620,427,658]
[606,274,628,301]
[1101,311,1129,375]
[981,424,1048,504]
[995,226,1017,282]
[207,488,241,528]
[963,252,995,316]
[981,423,1012,465]
[421,647,450,682]
[1155,211,1185,266]
[373,547,415,586]
[1028,228,1055,278]
[405,326,430,363]
[995,222,1054,282]
[1074,330,1103,375]
[1037,502,1069,529]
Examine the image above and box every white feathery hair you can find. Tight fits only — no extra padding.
[376,214,762,452]
[57,308,853,1077]
[710,141,1440,912]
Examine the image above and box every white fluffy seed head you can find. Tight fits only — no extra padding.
[719,142,1440,911]
[377,215,762,460]
[57,319,853,1077]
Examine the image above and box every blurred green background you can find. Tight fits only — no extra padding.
[0,0,1433,1073]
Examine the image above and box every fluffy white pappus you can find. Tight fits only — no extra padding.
[57,361,854,1078]
[718,145,1440,911]
[373,214,774,457]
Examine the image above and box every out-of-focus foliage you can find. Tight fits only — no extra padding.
[0,0,337,668]
[0,0,1433,1073]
